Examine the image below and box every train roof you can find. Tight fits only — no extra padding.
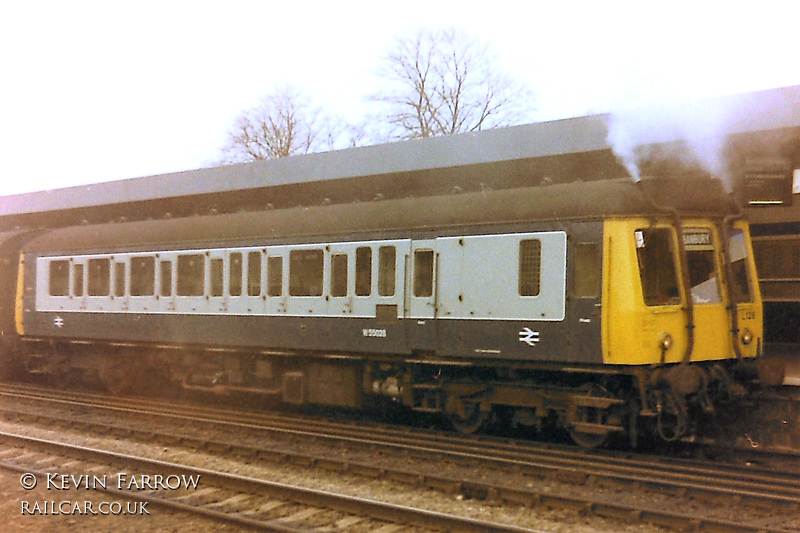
[23,177,736,255]
[3,84,800,231]
[2,114,619,225]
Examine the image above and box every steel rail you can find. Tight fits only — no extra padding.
[3,386,799,505]
[0,431,539,533]
[2,384,799,531]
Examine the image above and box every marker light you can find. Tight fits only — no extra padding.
[660,333,674,351]
[741,329,754,345]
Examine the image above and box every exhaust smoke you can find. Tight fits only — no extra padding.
[605,94,745,188]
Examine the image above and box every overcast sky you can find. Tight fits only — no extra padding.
[1,1,798,195]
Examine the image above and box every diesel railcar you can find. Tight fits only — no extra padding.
[10,176,767,447]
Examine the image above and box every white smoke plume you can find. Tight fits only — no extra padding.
[606,94,742,186]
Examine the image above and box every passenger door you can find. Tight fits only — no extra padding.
[568,241,603,362]
[407,239,437,351]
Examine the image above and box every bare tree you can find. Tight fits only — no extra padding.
[220,85,347,163]
[372,27,535,141]
[219,28,535,162]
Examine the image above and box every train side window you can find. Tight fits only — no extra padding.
[289,249,323,296]
[413,250,434,297]
[635,228,679,306]
[131,256,155,296]
[160,260,173,297]
[72,263,84,297]
[573,243,600,298]
[355,247,372,296]
[267,256,283,297]
[230,252,243,296]
[378,246,396,297]
[519,239,542,297]
[177,254,204,296]
[210,258,224,297]
[88,258,110,296]
[330,253,348,297]
[114,262,126,297]
[247,251,261,296]
[49,260,70,296]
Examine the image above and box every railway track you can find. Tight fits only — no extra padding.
[1,383,799,532]
[0,430,543,532]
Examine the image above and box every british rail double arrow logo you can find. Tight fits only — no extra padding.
[519,327,540,347]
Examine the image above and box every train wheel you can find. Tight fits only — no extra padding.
[569,426,610,449]
[449,399,490,434]
[566,383,615,449]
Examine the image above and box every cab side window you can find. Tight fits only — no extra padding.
[635,228,679,306]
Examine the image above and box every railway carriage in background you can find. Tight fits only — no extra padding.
[9,176,767,447]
